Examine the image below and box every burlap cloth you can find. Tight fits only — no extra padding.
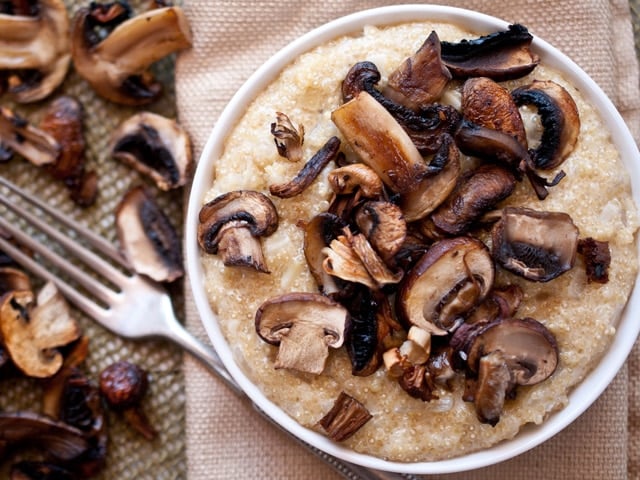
[176,1,640,479]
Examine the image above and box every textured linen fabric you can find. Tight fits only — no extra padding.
[176,1,640,478]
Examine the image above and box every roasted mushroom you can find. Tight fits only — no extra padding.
[110,111,193,191]
[70,3,192,105]
[10,461,75,480]
[0,283,81,378]
[440,24,539,81]
[0,106,59,166]
[197,190,278,273]
[492,207,579,282]
[302,213,348,295]
[255,292,348,375]
[332,90,428,193]
[383,31,452,109]
[115,186,184,283]
[318,391,372,442]
[0,266,31,295]
[397,237,494,335]
[0,0,71,102]
[354,201,407,264]
[512,80,580,170]
[577,237,611,284]
[327,163,384,199]
[271,112,305,162]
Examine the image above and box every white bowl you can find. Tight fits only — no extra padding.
[185,5,640,475]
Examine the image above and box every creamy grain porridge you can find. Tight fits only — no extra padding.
[198,22,638,461]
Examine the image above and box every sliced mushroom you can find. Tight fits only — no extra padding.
[0,283,81,378]
[577,237,611,284]
[461,77,527,147]
[10,461,75,480]
[302,213,347,295]
[397,237,494,335]
[0,411,89,461]
[492,207,579,282]
[473,350,514,426]
[512,80,580,170]
[431,164,516,235]
[0,0,71,102]
[39,95,98,207]
[115,186,184,283]
[269,136,341,198]
[354,200,406,264]
[0,106,59,166]
[318,391,372,442]
[0,266,31,295]
[327,163,384,199]
[110,111,193,190]
[332,90,428,193]
[399,134,461,222]
[384,31,452,109]
[70,3,192,105]
[197,190,278,273]
[440,24,539,81]
[255,292,348,375]
[271,111,304,162]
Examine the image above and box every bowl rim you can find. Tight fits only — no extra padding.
[185,4,640,474]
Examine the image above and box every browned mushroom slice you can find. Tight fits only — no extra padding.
[431,164,516,235]
[492,207,579,282]
[577,237,611,284]
[384,31,452,109]
[461,77,527,147]
[327,163,384,199]
[473,350,514,426]
[255,292,348,375]
[512,80,580,170]
[39,96,98,207]
[354,200,406,264]
[440,24,539,81]
[0,266,31,295]
[400,134,461,222]
[198,190,278,273]
[397,237,494,335]
[319,391,372,442]
[10,461,75,480]
[110,111,193,190]
[0,283,81,378]
[0,411,89,461]
[0,0,71,103]
[271,111,304,162]
[269,136,341,198]
[116,186,184,282]
[332,91,428,193]
[0,106,59,166]
[302,213,347,295]
[70,3,192,105]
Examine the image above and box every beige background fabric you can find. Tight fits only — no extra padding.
[176,1,640,478]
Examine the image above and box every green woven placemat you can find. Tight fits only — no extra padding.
[0,1,186,478]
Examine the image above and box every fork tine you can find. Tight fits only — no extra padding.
[0,176,128,267]
[0,186,131,288]
[0,235,107,320]
[0,215,122,308]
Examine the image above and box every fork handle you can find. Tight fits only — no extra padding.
[162,318,414,480]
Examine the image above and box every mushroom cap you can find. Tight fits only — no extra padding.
[0,106,60,166]
[354,200,407,263]
[492,207,579,282]
[397,236,494,335]
[255,292,349,375]
[110,111,193,191]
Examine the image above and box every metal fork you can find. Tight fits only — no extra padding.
[0,177,412,480]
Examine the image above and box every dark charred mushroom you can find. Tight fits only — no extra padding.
[271,112,304,162]
[332,90,428,193]
[440,24,539,81]
[431,164,516,235]
[110,111,193,191]
[100,360,156,440]
[512,80,580,170]
[400,134,461,222]
[70,3,192,105]
[0,411,89,461]
[10,461,75,480]
[318,391,372,442]
[383,31,452,109]
[397,237,494,335]
[0,283,81,378]
[115,186,184,283]
[577,237,611,284]
[0,0,71,103]
[269,136,341,198]
[39,95,98,207]
[255,292,348,375]
[492,207,579,282]
[354,201,406,264]
[0,106,60,166]
[197,190,278,273]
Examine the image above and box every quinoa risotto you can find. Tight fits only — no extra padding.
[198,22,639,461]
